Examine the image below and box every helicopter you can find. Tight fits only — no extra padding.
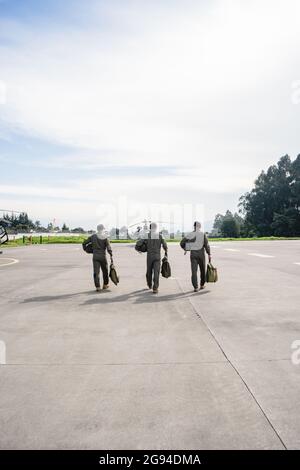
[0,219,10,254]
[128,220,175,239]
[0,210,23,253]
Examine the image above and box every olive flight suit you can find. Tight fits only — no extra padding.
[182,231,211,289]
[86,234,113,288]
[146,233,168,290]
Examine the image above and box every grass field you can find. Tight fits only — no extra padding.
[3,234,300,248]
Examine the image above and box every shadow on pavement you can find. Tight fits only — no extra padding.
[21,288,210,305]
[21,290,95,303]
[82,289,210,305]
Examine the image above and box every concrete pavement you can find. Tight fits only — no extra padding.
[0,241,300,449]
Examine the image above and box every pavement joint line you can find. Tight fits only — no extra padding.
[231,358,291,363]
[247,253,275,258]
[293,262,300,265]
[0,358,292,366]
[0,361,228,366]
[224,248,240,252]
[174,277,287,450]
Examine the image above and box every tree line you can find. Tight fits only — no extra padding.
[1,213,86,234]
[213,154,300,238]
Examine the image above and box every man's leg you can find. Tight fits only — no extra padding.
[100,257,109,287]
[93,258,101,289]
[146,256,153,288]
[153,258,161,291]
[190,255,199,289]
[199,255,206,287]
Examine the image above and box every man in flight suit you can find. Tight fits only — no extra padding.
[181,221,211,292]
[84,224,113,292]
[146,222,168,294]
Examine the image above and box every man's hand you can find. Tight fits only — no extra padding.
[208,255,212,263]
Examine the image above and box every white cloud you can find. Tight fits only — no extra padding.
[1,0,300,225]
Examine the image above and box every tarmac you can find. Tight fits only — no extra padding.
[0,240,300,449]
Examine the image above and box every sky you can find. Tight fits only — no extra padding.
[1,0,300,231]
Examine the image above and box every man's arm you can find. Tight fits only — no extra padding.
[180,237,188,254]
[204,234,211,261]
[106,238,113,257]
[162,237,168,255]
[83,235,92,247]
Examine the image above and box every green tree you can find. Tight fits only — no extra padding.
[212,210,244,237]
[4,212,35,232]
[221,216,240,238]
[213,213,224,232]
[239,154,300,236]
